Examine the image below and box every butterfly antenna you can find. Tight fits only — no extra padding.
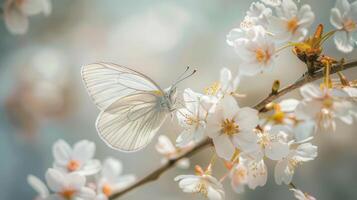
[173,69,197,86]
[173,66,190,84]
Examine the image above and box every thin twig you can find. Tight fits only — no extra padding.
[109,60,357,200]
[109,138,213,200]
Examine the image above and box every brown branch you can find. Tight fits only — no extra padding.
[109,137,213,200]
[109,60,357,200]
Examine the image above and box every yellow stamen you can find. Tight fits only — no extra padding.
[204,82,221,95]
[221,118,239,136]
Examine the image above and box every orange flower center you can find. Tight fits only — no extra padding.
[221,118,239,136]
[343,19,356,32]
[67,160,80,172]
[255,48,271,64]
[287,17,299,33]
[60,188,76,200]
[102,183,113,197]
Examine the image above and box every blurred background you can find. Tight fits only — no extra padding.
[0,0,357,199]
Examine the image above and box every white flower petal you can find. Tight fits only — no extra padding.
[102,158,123,180]
[45,168,66,192]
[156,135,176,155]
[265,141,290,160]
[27,175,49,198]
[52,140,72,165]
[213,135,235,160]
[72,140,95,163]
[78,187,96,199]
[279,99,300,112]
[334,31,354,53]
[330,8,343,29]
[274,159,293,185]
[294,143,317,162]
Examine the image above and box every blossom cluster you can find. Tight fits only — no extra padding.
[172,0,357,199]
[27,140,135,200]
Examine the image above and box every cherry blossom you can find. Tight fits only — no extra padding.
[274,142,317,185]
[175,165,225,200]
[228,25,276,76]
[45,168,95,200]
[295,84,355,131]
[94,158,135,200]
[206,96,259,160]
[155,135,192,169]
[247,126,290,161]
[330,0,357,53]
[52,140,101,176]
[176,88,215,147]
[269,0,315,42]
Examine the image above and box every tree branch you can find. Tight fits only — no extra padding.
[109,60,357,200]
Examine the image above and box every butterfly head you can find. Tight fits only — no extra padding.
[164,87,178,112]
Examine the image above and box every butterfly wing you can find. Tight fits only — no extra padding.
[81,62,163,110]
[96,92,169,152]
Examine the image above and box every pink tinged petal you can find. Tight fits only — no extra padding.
[265,141,289,160]
[52,140,72,165]
[295,143,318,162]
[77,187,96,199]
[334,30,354,53]
[72,140,95,162]
[45,168,66,192]
[330,8,343,29]
[280,99,300,112]
[4,4,29,35]
[274,159,293,185]
[27,175,49,198]
[213,135,235,160]
[18,0,45,15]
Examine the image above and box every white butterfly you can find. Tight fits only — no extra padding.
[81,62,195,152]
